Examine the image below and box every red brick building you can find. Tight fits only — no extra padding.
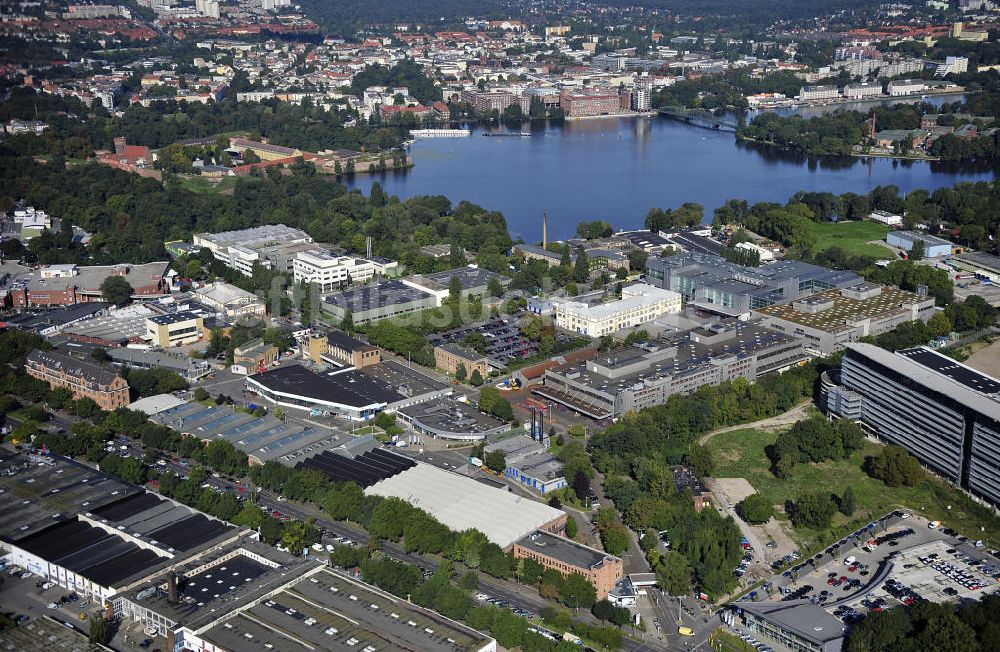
[512,531,624,599]
[10,262,171,309]
[25,349,130,410]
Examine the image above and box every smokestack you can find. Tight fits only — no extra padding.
[542,213,548,250]
[167,573,178,603]
[113,136,126,155]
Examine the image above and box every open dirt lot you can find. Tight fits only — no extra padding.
[964,337,1000,378]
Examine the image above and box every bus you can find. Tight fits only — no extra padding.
[678,626,695,637]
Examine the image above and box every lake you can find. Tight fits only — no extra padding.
[346,96,997,242]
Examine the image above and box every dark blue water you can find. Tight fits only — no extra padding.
[347,97,996,242]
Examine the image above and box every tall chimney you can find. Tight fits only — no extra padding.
[542,213,548,250]
[113,136,127,155]
[167,573,178,603]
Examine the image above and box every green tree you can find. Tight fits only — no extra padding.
[684,443,714,478]
[469,368,484,386]
[839,485,857,516]
[601,524,630,556]
[487,277,504,297]
[738,493,774,524]
[791,492,836,530]
[484,450,506,473]
[100,275,134,307]
[233,501,265,528]
[88,613,110,645]
[559,572,597,609]
[454,363,467,383]
[340,310,355,333]
[867,445,924,487]
[194,387,210,401]
[929,311,953,337]
[565,515,578,540]
[656,551,692,596]
[573,247,590,283]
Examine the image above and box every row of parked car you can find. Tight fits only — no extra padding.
[883,578,927,607]
[931,560,988,592]
[736,631,774,652]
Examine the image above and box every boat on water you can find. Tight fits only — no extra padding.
[482,132,533,137]
[409,128,471,139]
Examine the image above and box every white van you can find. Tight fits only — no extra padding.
[844,556,857,565]
[929,520,941,529]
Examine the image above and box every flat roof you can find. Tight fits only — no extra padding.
[735,600,846,646]
[365,462,565,549]
[297,448,415,488]
[200,567,494,652]
[514,530,618,570]
[129,393,188,415]
[326,328,376,353]
[358,359,449,399]
[755,285,927,333]
[323,279,432,312]
[90,492,236,553]
[847,343,1000,420]
[249,364,403,409]
[148,310,203,325]
[0,449,140,541]
[399,399,508,436]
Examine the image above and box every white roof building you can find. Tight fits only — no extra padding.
[364,463,566,549]
[552,283,682,337]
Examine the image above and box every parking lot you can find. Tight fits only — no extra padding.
[427,315,543,367]
[748,512,1000,629]
[0,565,93,638]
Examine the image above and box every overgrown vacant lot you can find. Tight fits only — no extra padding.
[708,428,1000,548]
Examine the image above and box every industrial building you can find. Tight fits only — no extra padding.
[732,600,846,652]
[0,452,240,606]
[950,250,1000,281]
[552,283,682,337]
[9,261,172,309]
[145,311,206,347]
[193,225,313,276]
[25,349,131,410]
[535,319,807,419]
[133,564,497,652]
[754,283,935,354]
[292,249,377,292]
[485,435,566,494]
[321,279,438,325]
[512,531,623,599]
[823,343,1000,506]
[647,252,862,317]
[104,347,212,381]
[245,361,451,421]
[192,281,266,318]
[886,230,954,257]
[402,266,511,305]
[397,398,510,441]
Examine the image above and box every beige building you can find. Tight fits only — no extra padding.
[145,311,205,348]
[435,342,489,379]
[512,531,624,599]
[325,330,380,368]
[192,281,266,318]
[232,338,278,372]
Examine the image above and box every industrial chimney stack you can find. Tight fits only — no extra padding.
[167,573,178,603]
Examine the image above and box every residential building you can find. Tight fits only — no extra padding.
[435,342,489,378]
[842,81,882,99]
[632,74,653,111]
[887,230,953,257]
[824,343,1000,506]
[145,311,205,348]
[292,249,376,292]
[25,349,130,410]
[459,89,527,114]
[646,252,862,317]
[512,531,624,599]
[10,262,172,309]
[535,319,807,419]
[192,281,266,318]
[798,85,840,101]
[552,283,682,337]
[754,283,935,354]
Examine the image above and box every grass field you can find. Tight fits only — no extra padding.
[708,629,756,652]
[807,220,890,258]
[177,175,240,194]
[708,428,1000,551]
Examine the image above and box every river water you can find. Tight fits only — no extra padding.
[346,95,997,242]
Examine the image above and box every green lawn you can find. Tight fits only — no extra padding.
[708,629,756,652]
[708,428,1000,552]
[177,175,239,194]
[807,220,890,258]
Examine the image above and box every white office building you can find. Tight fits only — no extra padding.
[293,249,376,292]
[553,283,682,337]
